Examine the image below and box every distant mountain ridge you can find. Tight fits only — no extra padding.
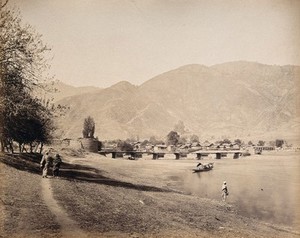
[54,61,300,142]
[47,81,101,102]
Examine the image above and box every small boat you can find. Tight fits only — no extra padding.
[192,162,214,173]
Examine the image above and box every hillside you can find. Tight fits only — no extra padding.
[54,61,300,141]
[45,81,101,102]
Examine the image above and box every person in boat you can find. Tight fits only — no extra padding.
[205,163,213,169]
[221,181,229,202]
[196,162,204,169]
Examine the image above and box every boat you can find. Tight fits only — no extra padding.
[192,162,214,173]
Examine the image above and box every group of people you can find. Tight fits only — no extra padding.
[40,150,62,178]
[196,162,214,169]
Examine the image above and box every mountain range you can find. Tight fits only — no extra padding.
[52,61,300,143]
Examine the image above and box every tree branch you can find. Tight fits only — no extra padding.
[1,0,9,9]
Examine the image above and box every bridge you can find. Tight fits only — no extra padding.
[99,149,246,160]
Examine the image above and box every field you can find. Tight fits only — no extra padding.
[0,151,299,238]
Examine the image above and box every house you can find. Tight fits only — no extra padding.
[202,142,214,150]
[191,142,202,150]
[167,145,175,152]
[154,144,167,152]
[144,144,154,151]
[231,143,240,150]
[132,142,141,151]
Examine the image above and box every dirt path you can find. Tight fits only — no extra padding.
[41,177,87,238]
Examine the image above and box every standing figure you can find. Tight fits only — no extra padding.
[53,154,62,177]
[221,181,229,202]
[40,151,52,178]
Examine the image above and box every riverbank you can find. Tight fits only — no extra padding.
[0,152,299,237]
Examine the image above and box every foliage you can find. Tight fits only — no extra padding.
[275,139,284,148]
[149,136,164,146]
[258,140,265,146]
[117,141,133,151]
[141,139,149,146]
[268,140,275,147]
[82,116,95,138]
[166,131,180,146]
[178,137,187,145]
[234,139,242,145]
[0,7,58,152]
[222,138,231,144]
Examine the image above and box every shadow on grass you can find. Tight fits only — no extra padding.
[0,153,170,193]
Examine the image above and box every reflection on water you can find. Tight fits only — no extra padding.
[182,151,300,227]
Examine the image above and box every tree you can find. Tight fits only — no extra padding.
[117,140,133,151]
[258,140,265,146]
[268,140,275,147]
[248,141,253,146]
[149,136,164,145]
[7,97,54,152]
[222,138,231,144]
[178,137,187,145]
[0,6,57,152]
[1,1,9,9]
[234,139,242,145]
[82,116,95,138]
[275,139,284,148]
[141,139,149,146]
[166,131,180,146]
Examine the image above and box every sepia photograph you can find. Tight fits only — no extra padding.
[0,0,299,237]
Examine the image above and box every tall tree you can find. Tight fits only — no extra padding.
[0,6,55,152]
[234,139,242,145]
[166,131,180,146]
[275,139,284,148]
[258,140,265,146]
[82,116,95,138]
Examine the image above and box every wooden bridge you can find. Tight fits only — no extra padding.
[99,149,246,160]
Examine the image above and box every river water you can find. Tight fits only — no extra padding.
[182,151,300,227]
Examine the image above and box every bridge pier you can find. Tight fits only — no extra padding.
[174,153,180,160]
[196,153,202,160]
[233,152,240,159]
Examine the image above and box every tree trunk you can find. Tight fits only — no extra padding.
[22,145,27,153]
[8,139,13,154]
[39,142,43,154]
[30,142,33,153]
[0,139,4,152]
[19,143,22,153]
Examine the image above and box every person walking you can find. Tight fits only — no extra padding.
[52,154,62,177]
[221,181,229,202]
[40,151,52,178]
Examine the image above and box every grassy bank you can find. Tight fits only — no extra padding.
[0,152,299,237]
[0,153,61,238]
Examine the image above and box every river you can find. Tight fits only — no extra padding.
[182,151,300,227]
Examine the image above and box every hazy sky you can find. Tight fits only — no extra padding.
[8,0,300,88]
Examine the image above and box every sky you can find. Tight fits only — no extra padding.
[7,0,300,88]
